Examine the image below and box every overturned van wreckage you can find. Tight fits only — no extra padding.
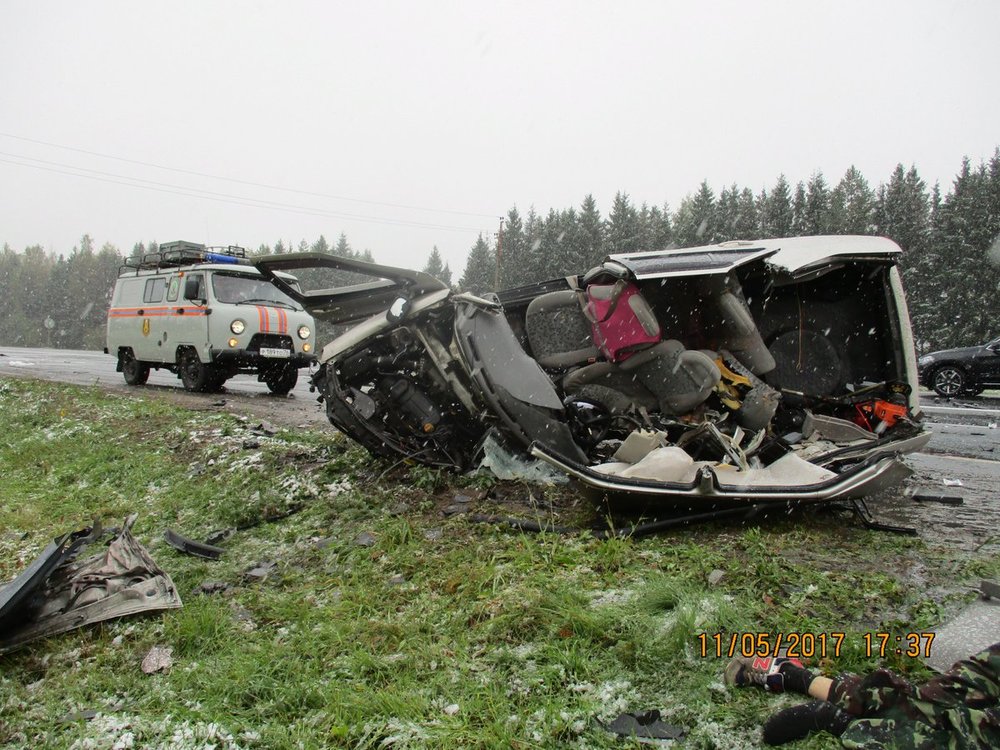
[254,236,930,512]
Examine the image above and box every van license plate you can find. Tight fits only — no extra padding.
[260,347,291,358]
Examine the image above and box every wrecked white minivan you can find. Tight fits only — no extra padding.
[253,236,930,511]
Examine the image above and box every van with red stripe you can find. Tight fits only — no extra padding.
[105,241,316,394]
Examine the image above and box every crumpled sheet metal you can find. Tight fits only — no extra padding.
[0,514,182,654]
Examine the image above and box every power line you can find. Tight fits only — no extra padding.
[0,131,502,220]
[0,150,485,231]
[0,156,486,233]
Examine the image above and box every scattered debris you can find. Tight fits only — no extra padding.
[354,531,376,547]
[912,493,964,505]
[943,478,964,487]
[58,709,98,724]
[0,515,181,654]
[243,561,277,582]
[141,644,173,674]
[163,529,225,560]
[388,574,406,586]
[423,528,444,542]
[197,503,305,550]
[314,536,336,550]
[196,580,231,596]
[443,703,460,716]
[243,439,261,449]
[230,602,256,631]
[602,710,685,741]
[442,503,470,517]
[251,420,278,436]
[204,528,236,546]
[478,435,569,484]
[707,569,726,586]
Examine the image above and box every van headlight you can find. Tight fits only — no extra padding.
[230,319,246,335]
[297,324,311,340]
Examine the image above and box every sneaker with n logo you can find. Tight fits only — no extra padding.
[724,652,803,692]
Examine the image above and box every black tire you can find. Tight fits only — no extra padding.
[178,350,218,392]
[964,386,985,397]
[206,371,229,393]
[264,365,298,395]
[930,365,966,398]
[121,349,150,386]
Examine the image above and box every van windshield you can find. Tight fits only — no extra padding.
[211,273,301,309]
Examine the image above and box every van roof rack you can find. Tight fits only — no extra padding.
[120,241,250,274]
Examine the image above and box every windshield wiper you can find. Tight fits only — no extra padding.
[234,298,298,310]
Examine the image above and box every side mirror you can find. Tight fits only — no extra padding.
[387,296,410,323]
[184,277,205,302]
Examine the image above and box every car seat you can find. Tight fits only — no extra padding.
[525,288,720,415]
[695,275,776,376]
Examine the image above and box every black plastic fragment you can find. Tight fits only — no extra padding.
[204,527,236,546]
[163,529,225,560]
[912,493,964,505]
[602,710,685,740]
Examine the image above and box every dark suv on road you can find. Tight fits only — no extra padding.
[918,337,1000,397]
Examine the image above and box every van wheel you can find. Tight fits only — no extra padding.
[207,372,229,392]
[121,350,150,386]
[179,350,217,392]
[264,365,298,395]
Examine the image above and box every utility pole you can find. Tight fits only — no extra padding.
[493,217,505,292]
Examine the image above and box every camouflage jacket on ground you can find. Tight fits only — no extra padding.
[831,643,1000,749]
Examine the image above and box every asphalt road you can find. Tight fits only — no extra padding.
[2,345,998,547]
[0,345,328,430]
[0,345,316,399]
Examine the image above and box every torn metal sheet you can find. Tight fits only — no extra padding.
[0,525,98,630]
[0,515,182,654]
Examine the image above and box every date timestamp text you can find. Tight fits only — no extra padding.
[697,632,935,659]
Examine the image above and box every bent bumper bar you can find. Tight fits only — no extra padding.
[530,444,915,509]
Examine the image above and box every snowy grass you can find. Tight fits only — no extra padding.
[0,378,995,748]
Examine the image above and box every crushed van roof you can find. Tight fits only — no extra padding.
[610,235,902,279]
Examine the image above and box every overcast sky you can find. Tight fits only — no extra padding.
[2,1,998,273]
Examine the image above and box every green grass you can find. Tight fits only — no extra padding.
[0,378,994,749]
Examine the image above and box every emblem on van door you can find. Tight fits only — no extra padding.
[142,319,150,336]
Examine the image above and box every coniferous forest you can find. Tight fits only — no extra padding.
[2,152,999,354]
